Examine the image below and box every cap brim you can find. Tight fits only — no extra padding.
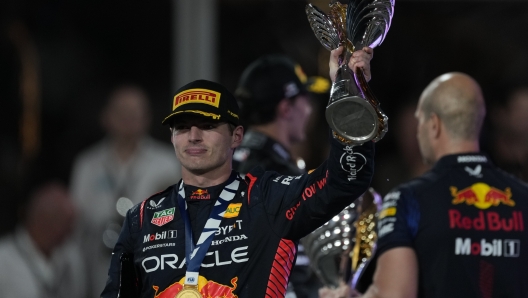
[162,110,222,125]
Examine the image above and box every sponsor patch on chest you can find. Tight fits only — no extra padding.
[151,207,175,227]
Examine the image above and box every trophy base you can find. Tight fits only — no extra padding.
[326,96,379,145]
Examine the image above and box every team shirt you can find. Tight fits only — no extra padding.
[377,154,528,298]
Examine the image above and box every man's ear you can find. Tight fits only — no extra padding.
[429,113,441,139]
[276,98,292,120]
[231,125,244,149]
[170,128,176,145]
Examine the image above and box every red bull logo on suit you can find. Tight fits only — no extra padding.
[450,183,514,209]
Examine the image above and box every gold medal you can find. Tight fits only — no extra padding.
[175,284,202,298]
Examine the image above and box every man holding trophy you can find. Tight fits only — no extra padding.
[100,45,378,298]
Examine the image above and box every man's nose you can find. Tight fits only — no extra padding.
[188,126,203,142]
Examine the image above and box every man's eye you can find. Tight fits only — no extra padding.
[174,125,189,130]
[201,124,217,130]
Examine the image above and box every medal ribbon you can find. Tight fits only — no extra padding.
[177,171,240,286]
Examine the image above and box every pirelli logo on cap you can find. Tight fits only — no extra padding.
[173,88,221,111]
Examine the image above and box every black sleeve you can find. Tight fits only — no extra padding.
[375,185,420,257]
[100,205,140,298]
[248,138,375,239]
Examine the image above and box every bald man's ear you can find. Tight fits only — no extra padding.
[429,113,441,139]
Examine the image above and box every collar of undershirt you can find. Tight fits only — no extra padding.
[433,152,492,170]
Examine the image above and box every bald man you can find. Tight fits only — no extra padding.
[322,73,528,298]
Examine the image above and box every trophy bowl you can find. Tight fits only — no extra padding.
[306,0,394,145]
[301,188,382,289]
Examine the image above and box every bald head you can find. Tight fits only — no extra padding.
[418,72,486,141]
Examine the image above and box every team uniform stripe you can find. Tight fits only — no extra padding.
[266,239,296,297]
[139,200,146,228]
[246,173,257,205]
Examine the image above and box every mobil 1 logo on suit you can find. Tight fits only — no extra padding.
[455,238,520,257]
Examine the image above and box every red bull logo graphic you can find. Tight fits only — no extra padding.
[450,183,514,209]
[152,275,238,298]
[190,189,211,200]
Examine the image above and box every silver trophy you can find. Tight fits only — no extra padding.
[306,0,394,145]
[301,188,382,289]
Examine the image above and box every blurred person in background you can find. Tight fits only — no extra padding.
[70,85,181,297]
[233,54,318,298]
[490,87,528,182]
[0,180,86,298]
[322,72,528,298]
[233,54,314,177]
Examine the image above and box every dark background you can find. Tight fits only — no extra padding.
[2,0,528,233]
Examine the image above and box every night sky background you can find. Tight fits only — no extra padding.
[2,0,528,233]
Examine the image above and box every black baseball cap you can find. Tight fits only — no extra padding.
[162,79,240,126]
[235,55,309,104]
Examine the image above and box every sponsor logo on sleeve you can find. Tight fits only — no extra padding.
[151,207,175,227]
[379,207,397,219]
[285,172,328,220]
[377,191,401,238]
[340,146,366,181]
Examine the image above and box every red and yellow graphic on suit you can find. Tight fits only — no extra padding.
[153,276,238,298]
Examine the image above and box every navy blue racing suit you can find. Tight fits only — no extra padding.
[101,138,374,298]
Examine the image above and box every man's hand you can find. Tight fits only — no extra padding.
[329,46,374,83]
[319,281,360,298]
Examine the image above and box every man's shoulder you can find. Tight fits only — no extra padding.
[126,185,176,229]
[391,171,437,192]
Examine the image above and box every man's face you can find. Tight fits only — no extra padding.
[104,89,150,141]
[171,116,241,175]
[287,94,313,143]
[415,106,434,165]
